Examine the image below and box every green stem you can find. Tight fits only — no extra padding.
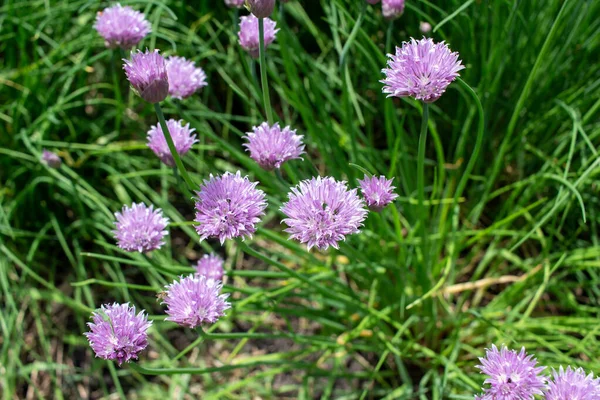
[278,0,286,22]
[385,20,394,54]
[416,102,430,290]
[339,2,366,68]
[111,50,123,133]
[153,103,196,192]
[343,65,358,166]
[454,78,484,204]
[250,59,258,86]
[172,165,182,187]
[258,18,274,124]
[274,168,288,189]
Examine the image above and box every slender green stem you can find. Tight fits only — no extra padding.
[339,2,366,68]
[111,50,123,133]
[107,361,126,400]
[343,65,358,165]
[153,103,196,192]
[249,59,258,86]
[258,18,274,124]
[416,102,430,290]
[278,0,286,22]
[385,20,394,54]
[232,7,239,29]
[196,325,206,337]
[454,78,484,203]
[274,168,288,189]
[172,165,182,187]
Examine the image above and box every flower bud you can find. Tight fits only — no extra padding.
[246,0,275,18]
[123,49,169,104]
[420,21,432,34]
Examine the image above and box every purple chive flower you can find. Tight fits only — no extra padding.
[238,15,279,58]
[84,303,151,366]
[358,175,398,212]
[123,49,169,103]
[225,0,245,8]
[281,177,368,250]
[147,119,197,166]
[41,149,61,168]
[194,171,267,244]
[94,4,151,50]
[247,0,275,18]
[545,366,600,400]
[475,345,546,400]
[165,56,208,100]
[382,0,405,19]
[243,122,305,171]
[195,253,225,281]
[113,203,169,253]
[162,274,230,328]
[381,37,464,103]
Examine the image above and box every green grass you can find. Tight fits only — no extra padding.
[1,0,600,398]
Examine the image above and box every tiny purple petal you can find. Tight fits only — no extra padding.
[243,122,305,170]
[94,4,151,50]
[147,119,197,167]
[195,253,225,281]
[381,37,464,103]
[238,15,279,58]
[123,49,169,103]
[163,274,230,328]
[476,345,546,400]
[358,175,398,212]
[165,56,208,100]
[194,171,267,244]
[113,203,169,253]
[382,0,405,20]
[84,303,151,366]
[545,366,600,400]
[280,177,368,251]
[41,149,61,168]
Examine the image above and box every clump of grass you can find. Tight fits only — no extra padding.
[1,0,600,398]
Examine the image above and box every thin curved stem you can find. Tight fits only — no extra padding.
[339,2,366,68]
[274,168,288,189]
[416,102,430,285]
[417,104,430,219]
[385,19,394,54]
[258,18,274,124]
[415,102,434,320]
[454,78,484,204]
[110,50,123,133]
[153,103,196,192]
